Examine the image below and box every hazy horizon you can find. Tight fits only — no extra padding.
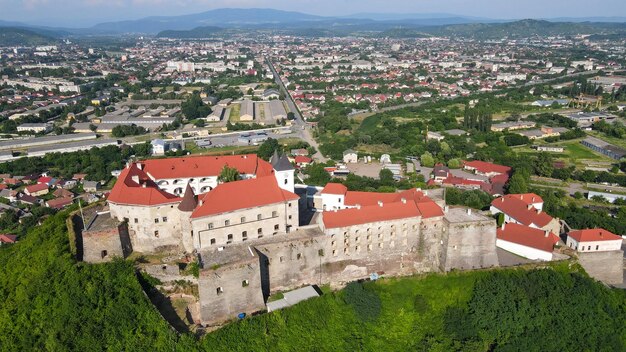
[1,0,625,28]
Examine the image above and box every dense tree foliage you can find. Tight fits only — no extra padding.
[111,124,147,137]
[182,93,212,119]
[0,143,151,181]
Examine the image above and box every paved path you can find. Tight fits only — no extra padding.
[266,56,327,162]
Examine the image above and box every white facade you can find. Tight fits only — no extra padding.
[343,152,358,164]
[320,192,348,211]
[274,169,295,194]
[496,239,553,261]
[566,237,622,253]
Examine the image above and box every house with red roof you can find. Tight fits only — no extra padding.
[45,197,74,210]
[0,234,17,245]
[566,229,622,252]
[496,223,560,261]
[24,183,49,197]
[463,160,511,178]
[491,194,560,235]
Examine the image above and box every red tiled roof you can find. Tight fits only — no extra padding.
[491,195,554,228]
[191,177,299,219]
[322,188,443,228]
[463,160,511,175]
[107,165,181,206]
[0,234,17,243]
[321,183,347,195]
[294,156,312,164]
[141,154,273,180]
[323,201,421,229]
[46,197,73,209]
[37,176,52,184]
[25,183,48,193]
[508,193,543,206]
[497,223,559,253]
[568,229,622,242]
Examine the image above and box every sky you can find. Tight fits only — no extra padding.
[1,0,626,27]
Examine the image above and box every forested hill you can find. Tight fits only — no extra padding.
[0,27,55,46]
[382,19,626,39]
[0,209,624,350]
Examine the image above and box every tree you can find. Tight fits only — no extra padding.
[379,169,395,186]
[218,166,241,183]
[533,153,554,177]
[448,158,462,169]
[304,164,331,186]
[257,138,280,160]
[420,152,435,167]
[181,93,211,119]
[508,172,529,194]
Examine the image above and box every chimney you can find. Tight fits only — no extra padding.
[501,197,504,202]
[401,198,407,204]
[544,230,549,238]
[199,200,204,206]
[424,190,428,196]
[501,223,505,231]
[243,155,248,159]
[356,204,361,210]
[528,204,533,210]
[141,182,146,188]
[520,194,524,200]
[537,209,542,214]
[378,201,383,207]
[532,196,535,202]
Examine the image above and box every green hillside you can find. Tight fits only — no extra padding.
[0,210,624,351]
[0,27,55,46]
[382,19,626,39]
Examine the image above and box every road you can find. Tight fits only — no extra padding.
[265,56,328,162]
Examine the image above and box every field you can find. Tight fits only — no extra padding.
[513,138,616,167]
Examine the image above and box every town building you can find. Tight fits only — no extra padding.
[490,194,559,235]
[581,137,626,160]
[566,229,623,252]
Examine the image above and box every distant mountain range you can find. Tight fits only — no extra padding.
[0,8,626,41]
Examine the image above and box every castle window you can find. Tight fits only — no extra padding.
[162,217,167,222]
[154,231,159,238]
[332,241,336,247]
[367,235,371,241]
[596,245,599,250]
[297,253,302,260]
[344,248,348,254]
[242,280,249,287]
[241,217,246,223]
[134,218,138,224]
[332,250,337,256]
[378,243,383,249]
[242,231,248,241]
[355,246,360,252]
[225,220,230,226]
[280,256,284,262]
[258,228,263,234]
[274,224,279,230]
[355,236,359,242]
[216,287,223,295]
[318,249,324,257]
[154,218,159,223]
[101,250,108,258]
[208,223,214,229]
[227,234,233,244]
[368,244,372,251]
[272,211,278,217]
[284,179,288,185]
[288,215,292,220]
[257,214,262,220]
[288,203,292,207]
[210,238,216,245]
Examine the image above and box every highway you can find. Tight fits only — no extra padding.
[265,56,328,162]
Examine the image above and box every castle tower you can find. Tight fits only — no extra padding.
[270,150,295,193]
[178,183,197,252]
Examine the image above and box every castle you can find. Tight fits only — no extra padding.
[84,153,499,326]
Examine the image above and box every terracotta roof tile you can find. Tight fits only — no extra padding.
[568,229,621,242]
[497,223,559,253]
[191,177,298,219]
[491,195,554,228]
